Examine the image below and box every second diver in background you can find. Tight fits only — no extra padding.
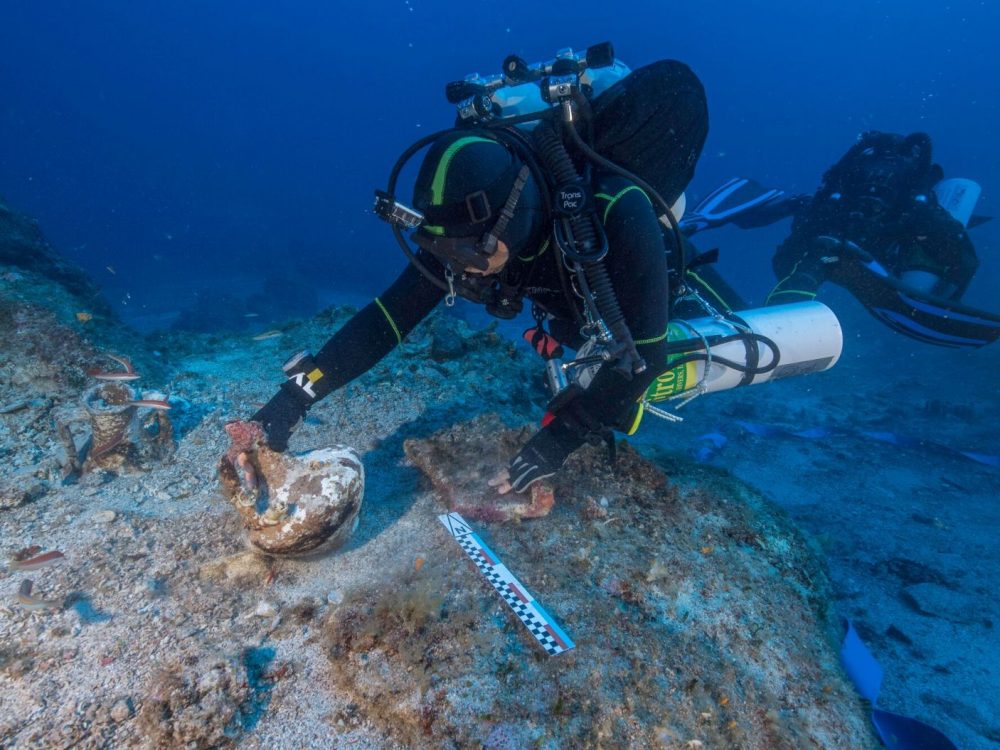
[683,130,1000,348]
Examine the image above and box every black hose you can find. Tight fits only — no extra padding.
[384,126,468,293]
[532,121,645,375]
[385,123,555,296]
[664,333,781,376]
[563,94,686,268]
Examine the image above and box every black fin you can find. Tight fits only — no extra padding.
[681,177,799,235]
[835,243,1000,348]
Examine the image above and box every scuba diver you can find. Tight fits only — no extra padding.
[235,47,711,493]
[226,44,843,496]
[681,131,1000,348]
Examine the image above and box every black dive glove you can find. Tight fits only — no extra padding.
[507,419,585,493]
[251,386,309,452]
[251,350,327,452]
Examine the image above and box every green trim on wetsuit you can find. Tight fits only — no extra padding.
[635,327,669,345]
[625,402,645,435]
[686,270,734,312]
[518,237,550,263]
[310,176,675,443]
[373,297,402,344]
[423,136,496,236]
[596,186,652,224]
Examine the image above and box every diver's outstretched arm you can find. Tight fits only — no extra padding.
[250,254,446,451]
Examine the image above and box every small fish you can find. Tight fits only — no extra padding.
[9,550,65,571]
[107,354,135,373]
[244,312,260,318]
[88,353,140,381]
[17,580,62,611]
[8,550,66,570]
[252,330,282,341]
[126,399,171,410]
[75,311,93,323]
[88,370,141,381]
[106,265,116,275]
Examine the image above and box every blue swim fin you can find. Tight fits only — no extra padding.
[681,177,804,235]
[832,240,1000,348]
[841,621,959,750]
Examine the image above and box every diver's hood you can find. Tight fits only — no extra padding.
[826,131,936,212]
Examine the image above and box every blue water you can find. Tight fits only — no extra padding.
[3,2,999,747]
[3,1,997,321]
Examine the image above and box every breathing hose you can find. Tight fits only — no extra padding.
[532,120,646,376]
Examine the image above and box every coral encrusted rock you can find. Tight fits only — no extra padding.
[0,197,110,311]
[219,420,364,556]
[403,414,555,521]
[323,415,877,750]
[136,651,250,749]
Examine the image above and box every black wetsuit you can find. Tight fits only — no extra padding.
[252,58,713,458]
[307,173,672,442]
[768,194,978,305]
[768,130,979,308]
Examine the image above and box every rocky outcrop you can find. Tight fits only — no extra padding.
[0,197,109,313]
[323,414,878,750]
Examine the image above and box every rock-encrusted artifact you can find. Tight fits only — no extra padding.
[404,413,555,522]
[79,382,176,473]
[219,421,364,556]
[81,382,139,472]
[137,652,250,748]
[137,390,175,463]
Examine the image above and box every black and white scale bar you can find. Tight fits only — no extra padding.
[439,512,575,656]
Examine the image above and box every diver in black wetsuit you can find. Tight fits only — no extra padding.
[681,131,999,348]
[766,131,979,306]
[238,59,709,493]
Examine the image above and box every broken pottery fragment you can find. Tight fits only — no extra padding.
[403,413,555,522]
[219,421,364,556]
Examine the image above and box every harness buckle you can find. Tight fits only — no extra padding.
[465,190,492,224]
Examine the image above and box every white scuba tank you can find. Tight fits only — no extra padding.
[933,178,981,228]
[573,301,843,401]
